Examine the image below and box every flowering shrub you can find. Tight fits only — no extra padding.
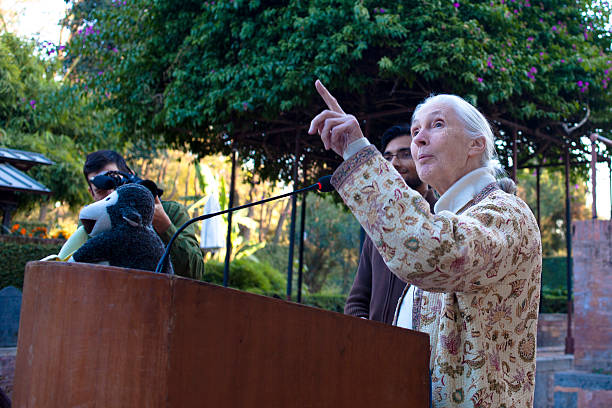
[64,0,611,182]
[52,230,70,240]
[9,223,66,240]
[31,226,48,238]
[10,224,27,236]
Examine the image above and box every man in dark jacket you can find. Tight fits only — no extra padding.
[82,150,205,280]
[344,125,437,324]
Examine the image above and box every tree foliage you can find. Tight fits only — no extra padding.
[65,0,612,183]
[0,31,126,212]
[517,167,591,256]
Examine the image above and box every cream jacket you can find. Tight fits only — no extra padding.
[332,145,542,408]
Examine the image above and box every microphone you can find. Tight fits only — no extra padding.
[316,175,334,192]
[154,175,334,274]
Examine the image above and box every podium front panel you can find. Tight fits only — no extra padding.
[14,262,430,407]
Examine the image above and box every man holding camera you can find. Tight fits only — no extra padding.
[82,150,205,280]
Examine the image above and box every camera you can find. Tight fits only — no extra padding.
[90,171,164,198]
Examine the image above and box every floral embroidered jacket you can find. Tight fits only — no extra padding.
[331,145,542,408]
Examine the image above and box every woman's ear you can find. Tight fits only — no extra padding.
[468,136,486,158]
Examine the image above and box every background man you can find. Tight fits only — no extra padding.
[344,125,437,324]
[82,150,205,280]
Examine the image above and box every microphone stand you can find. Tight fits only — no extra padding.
[154,176,333,274]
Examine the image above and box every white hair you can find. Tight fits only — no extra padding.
[411,94,508,181]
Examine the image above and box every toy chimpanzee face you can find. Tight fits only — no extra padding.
[79,183,155,238]
[79,190,118,236]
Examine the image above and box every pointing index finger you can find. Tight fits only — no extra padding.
[315,80,345,114]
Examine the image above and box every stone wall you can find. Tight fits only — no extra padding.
[537,313,568,348]
[0,347,16,399]
[554,371,612,408]
[551,220,612,408]
[572,220,612,372]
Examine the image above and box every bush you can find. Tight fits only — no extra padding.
[540,287,568,313]
[202,258,346,313]
[203,258,286,293]
[0,238,64,289]
[301,293,346,313]
[542,257,568,290]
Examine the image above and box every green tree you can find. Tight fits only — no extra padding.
[517,167,591,256]
[0,31,127,213]
[300,194,361,293]
[65,0,611,184]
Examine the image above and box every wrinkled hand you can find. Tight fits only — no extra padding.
[308,80,365,157]
[152,196,172,235]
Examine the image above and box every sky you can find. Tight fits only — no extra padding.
[5,0,612,219]
[2,0,68,45]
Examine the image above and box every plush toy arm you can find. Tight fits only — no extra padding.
[41,225,89,261]
[72,232,115,263]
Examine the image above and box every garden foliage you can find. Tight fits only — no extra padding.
[65,0,612,182]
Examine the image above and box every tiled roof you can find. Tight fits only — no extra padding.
[0,147,54,167]
[0,163,52,195]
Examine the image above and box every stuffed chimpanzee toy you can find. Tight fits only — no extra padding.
[72,183,173,274]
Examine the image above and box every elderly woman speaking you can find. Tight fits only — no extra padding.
[309,80,542,407]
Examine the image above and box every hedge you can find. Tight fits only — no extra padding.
[202,259,346,312]
[540,288,568,314]
[0,237,64,289]
[542,257,568,290]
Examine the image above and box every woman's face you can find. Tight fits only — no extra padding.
[410,102,482,195]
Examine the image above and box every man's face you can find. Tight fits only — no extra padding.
[383,135,424,190]
[86,163,120,201]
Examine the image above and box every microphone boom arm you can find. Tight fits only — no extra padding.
[154,178,331,274]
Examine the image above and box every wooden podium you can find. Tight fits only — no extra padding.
[13,261,430,407]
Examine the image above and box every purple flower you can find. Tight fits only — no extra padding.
[29,100,36,109]
[560,59,565,63]
[97,71,103,76]
[453,2,460,8]
[477,77,483,83]
[552,26,557,32]
[577,80,583,86]
[529,67,537,74]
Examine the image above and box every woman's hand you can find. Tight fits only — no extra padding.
[308,80,365,157]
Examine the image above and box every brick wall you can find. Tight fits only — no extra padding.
[572,220,612,372]
[537,313,568,348]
